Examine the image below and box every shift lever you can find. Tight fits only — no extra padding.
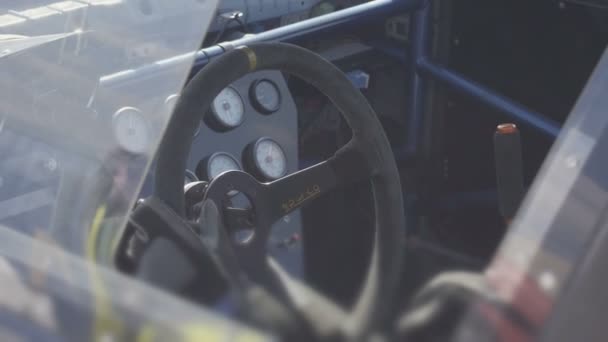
[494,123,525,224]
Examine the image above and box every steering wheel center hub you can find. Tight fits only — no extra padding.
[201,171,272,263]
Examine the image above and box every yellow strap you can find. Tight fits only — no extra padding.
[87,206,106,261]
[136,322,267,342]
[88,206,124,341]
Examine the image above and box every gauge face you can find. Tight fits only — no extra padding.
[166,94,201,137]
[197,152,241,181]
[250,79,281,114]
[250,138,287,180]
[208,153,241,180]
[112,107,151,154]
[210,87,245,130]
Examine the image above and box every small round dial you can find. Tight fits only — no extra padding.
[248,137,287,181]
[250,79,281,114]
[209,87,245,130]
[197,152,242,181]
[112,107,151,154]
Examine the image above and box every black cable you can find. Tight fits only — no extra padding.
[211,13,248,45]
[210,19,230,46]
[234,17,249,33]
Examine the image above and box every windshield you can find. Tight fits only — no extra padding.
[0,1,268,340]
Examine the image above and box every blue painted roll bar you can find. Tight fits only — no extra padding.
[417,59,561,138]
[102,0,561,152]
[193,0,425,71]
[407,1,561,158]
[102,0,423,88]
[403,0,431,158]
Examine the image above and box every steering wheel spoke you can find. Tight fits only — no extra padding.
[263,143,374,225]
[263,160,337,223]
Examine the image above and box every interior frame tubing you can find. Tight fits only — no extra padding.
[193,0,425,71]
[406,1,561,150]
[101,0,424,89]
[404,0,431,158]
[417,59,561,138]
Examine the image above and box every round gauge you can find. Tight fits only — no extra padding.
[112,107,151,154]
[247,137,288,181]
[184,169,198,185]
[250,79,281,114]
[197,152,242,181]
[208,87,245,130]
[165,94,201,137]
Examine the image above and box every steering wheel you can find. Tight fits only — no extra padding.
[153,43,404,340]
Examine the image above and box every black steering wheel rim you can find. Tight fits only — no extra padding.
[154,42,404,338]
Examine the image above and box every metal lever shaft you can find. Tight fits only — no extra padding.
[494,123,525,223]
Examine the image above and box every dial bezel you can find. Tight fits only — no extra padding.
[197,152,242,181]
[249,79,282,114]
[207,86,245,131]
[247,137,288,181]
[111,106,151,155]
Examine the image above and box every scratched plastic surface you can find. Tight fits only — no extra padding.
[451,48,608,341]
[0,1,271,341]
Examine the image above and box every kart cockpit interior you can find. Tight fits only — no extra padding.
[0,0,607,341]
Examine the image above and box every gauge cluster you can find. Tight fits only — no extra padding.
[181,71,298,187]
[187,70,302,275]
[110,70,297,192]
